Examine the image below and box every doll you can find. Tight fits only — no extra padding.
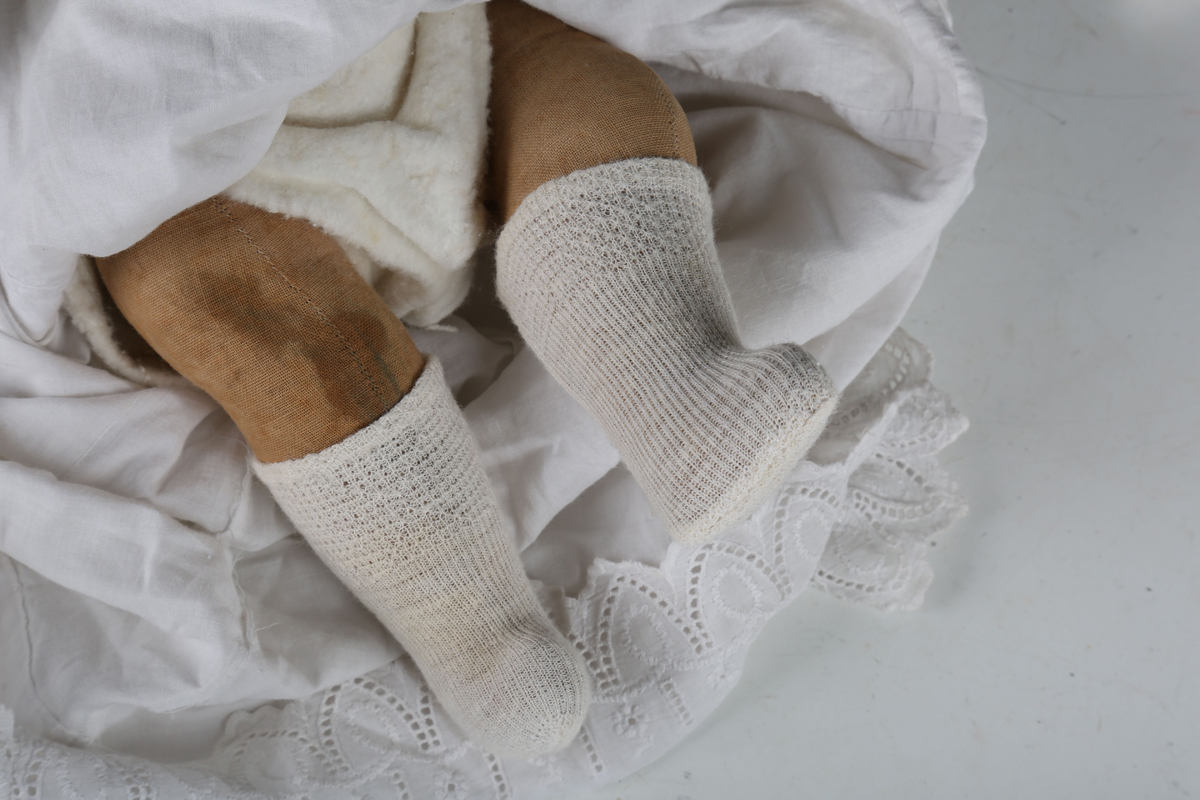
[91,0,836,758]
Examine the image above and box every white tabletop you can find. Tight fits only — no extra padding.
[566,0,1200,797]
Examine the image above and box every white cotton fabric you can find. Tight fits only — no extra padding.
[1,328,970,799]
[0,0,986,795]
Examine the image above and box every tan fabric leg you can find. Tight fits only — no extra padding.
[486,0,698,222]
[95,197,425,464]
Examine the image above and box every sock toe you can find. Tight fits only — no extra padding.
[439,620,592,758]
[655,343,838,544]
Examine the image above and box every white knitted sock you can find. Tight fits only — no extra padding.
[253,358,591,757]
[496,158,838,544]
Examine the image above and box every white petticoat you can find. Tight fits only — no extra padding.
[0,0,985,795]
[1,328,967,799]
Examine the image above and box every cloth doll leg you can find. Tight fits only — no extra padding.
[489,0,838,544]
[95,197,590,757]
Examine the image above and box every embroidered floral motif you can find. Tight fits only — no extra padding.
[612,703,643,740]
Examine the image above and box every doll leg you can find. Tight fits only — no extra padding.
[489,1,837,543]
[95,197,589,757]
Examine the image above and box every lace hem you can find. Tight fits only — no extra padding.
[1,328,966,799]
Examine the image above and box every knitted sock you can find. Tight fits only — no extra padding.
[496,158,838,544]
[255,357,591,756]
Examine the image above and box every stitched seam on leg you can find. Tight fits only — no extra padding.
[210,197,385,401]
[664,86,683,161]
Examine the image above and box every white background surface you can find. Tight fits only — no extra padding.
[565,0,1200,797]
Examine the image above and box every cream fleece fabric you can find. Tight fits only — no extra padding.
[252,358,591,757]
[61,254,192,388]
[496,158,838,544]
[224,7,490,327]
